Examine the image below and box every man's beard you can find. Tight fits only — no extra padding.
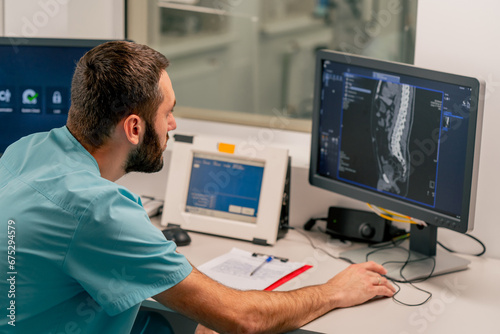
[124,121,165,174]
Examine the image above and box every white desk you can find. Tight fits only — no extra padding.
[144,218,500,334]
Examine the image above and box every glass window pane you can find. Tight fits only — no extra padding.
[127,0,418,131]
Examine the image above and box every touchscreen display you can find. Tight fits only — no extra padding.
[185,152,265,224]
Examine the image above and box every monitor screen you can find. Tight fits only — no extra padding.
[0,38,110,153]
[311,51,483,233]
[185,152,265,224]
[309,50,484,279]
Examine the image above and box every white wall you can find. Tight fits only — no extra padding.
[2,0,124,39]
[414,0,500,259]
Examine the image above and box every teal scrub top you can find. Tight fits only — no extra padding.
[0,127,192,333]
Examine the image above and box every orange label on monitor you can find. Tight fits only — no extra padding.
[218,143,235,154]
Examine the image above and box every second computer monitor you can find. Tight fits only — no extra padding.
[0,37,111,153]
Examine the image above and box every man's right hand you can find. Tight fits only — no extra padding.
[325,261,396,309]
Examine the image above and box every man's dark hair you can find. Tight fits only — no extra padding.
[67,41,169,149]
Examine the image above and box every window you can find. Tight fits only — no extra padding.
[126,0,418,131]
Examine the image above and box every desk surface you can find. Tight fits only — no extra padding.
[148,218,500,334]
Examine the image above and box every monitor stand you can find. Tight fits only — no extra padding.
[339,225,470,281]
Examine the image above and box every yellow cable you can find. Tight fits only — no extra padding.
[367,203,419,225]
[378,206,412,220]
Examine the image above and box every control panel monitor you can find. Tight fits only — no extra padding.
[162,135,289,245]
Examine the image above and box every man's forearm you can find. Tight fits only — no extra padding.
[155,268,334,333]
[155,262,394,333]
[236,283,337,333]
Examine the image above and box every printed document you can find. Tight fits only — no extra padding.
[198,248,310,290]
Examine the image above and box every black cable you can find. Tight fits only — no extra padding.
[293,223,486,307]
[303,217,327,231]
[288,226,354,264]
[438,233,486,257]
[294,225,433,305]
[366,244,436,283]
[367,234,409,249]
[365,242,435,306]
[394,257,434,307]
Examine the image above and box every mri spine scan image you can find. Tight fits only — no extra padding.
[371,81,415,196]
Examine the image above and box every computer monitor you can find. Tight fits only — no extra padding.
[309,50,485,280]
[0,37,111,154]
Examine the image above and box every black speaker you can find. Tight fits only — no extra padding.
[326,207,404,243]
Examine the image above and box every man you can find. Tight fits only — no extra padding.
[0,41,394,333]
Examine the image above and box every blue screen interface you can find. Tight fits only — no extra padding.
[317,60,473,218]
[0,41,96,153]
[185,152,265,224]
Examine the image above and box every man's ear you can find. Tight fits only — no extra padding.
[122,114,144,146]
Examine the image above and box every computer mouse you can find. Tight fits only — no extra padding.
[161,227,191,246]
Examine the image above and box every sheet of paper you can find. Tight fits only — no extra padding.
[198,248,307,290]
